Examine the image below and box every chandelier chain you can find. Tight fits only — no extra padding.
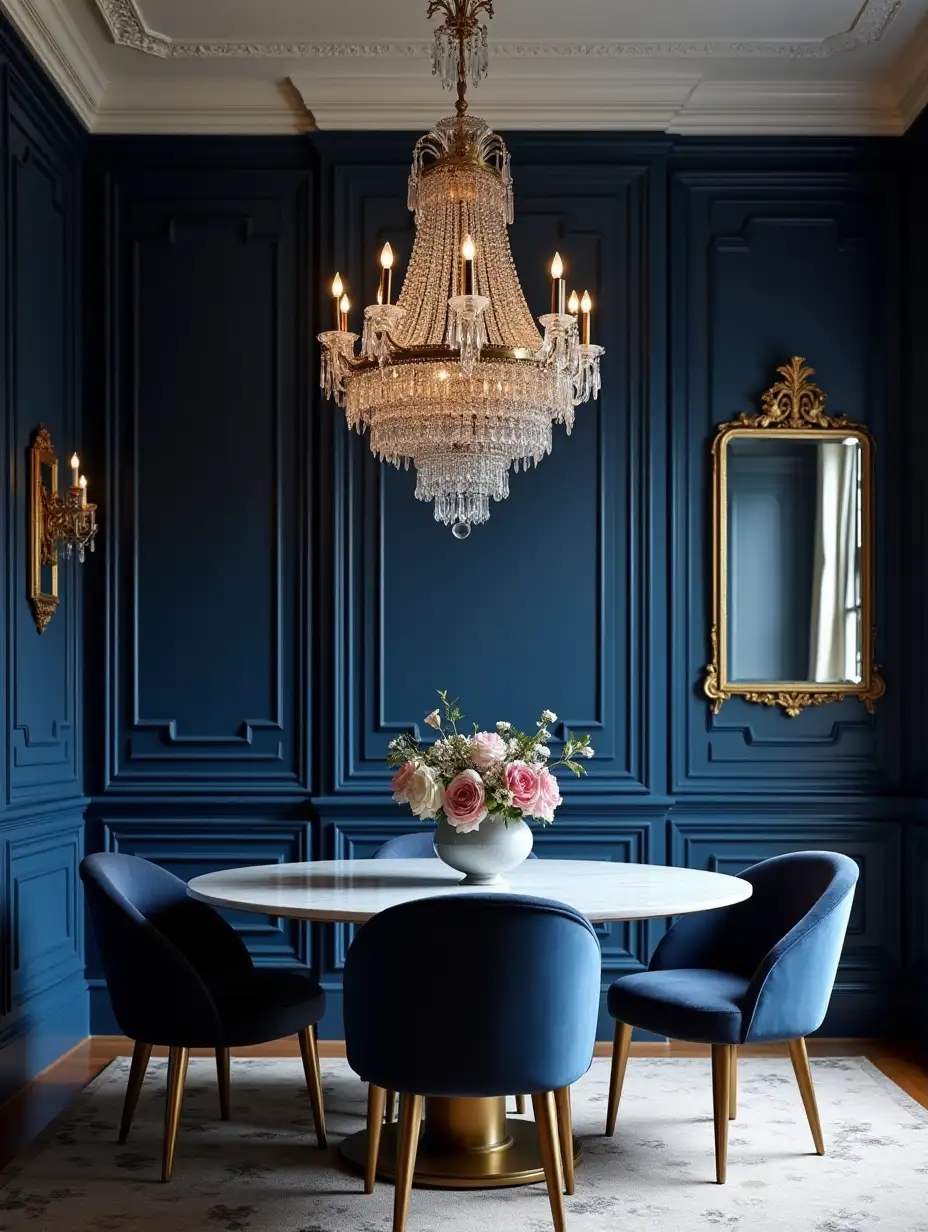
[427,0,495,115]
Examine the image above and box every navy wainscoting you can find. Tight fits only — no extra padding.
[0,16,88,1093]
[78,127,917,1043]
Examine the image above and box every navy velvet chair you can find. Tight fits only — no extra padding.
[344,894,601,1232]
[81,853,327,1181]
[373,831,538,1117]
[605,851,859,1184]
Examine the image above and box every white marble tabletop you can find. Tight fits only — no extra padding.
[187,858,752,924]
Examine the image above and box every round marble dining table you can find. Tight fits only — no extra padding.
[187,858,751,1190]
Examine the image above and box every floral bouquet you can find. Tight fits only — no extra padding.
[387,690,594,833]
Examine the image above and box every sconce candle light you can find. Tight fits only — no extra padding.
[29,425,99,634]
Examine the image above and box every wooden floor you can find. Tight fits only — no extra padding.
[0,1036,925,1174]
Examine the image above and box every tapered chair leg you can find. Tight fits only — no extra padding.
[364,1083,387,1193]
[118,1040,152,1144]
[605,1020,633,1136]
[729,1047,737,1121]
[533,1091,567,1232]
[711,1044,732,1184]
[385,1089,397,1123]
[216,1047,231,1121]
[162,1046,190,1183]
[515,1095,526,1115]
[298,1025,327,1149]
[553,1085,575,1195]
[787,1038,825,1155]
[392,1093,423,1232]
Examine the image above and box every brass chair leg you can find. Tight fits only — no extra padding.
[392,1093,423,1232]
[515,1095,526,1115]
[605,1020,632,1136]
[787,1038,825,1155]
[118,1040,152,1144]
[216,1047,231,1121]
[711,1044,732,1184]
[298,1025,327,1149]
[162,1045,190,1183]
[533,1091,567,1232]
[729,1046,737,1121]
[554,1085,575,1195]
[385,1088,397,1123]
[365,1084,387,1193]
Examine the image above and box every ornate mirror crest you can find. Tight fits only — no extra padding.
[704,357,885,718]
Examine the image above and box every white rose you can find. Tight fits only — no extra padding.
[541,709,557,724]
[581,746,594,758]
[535,746,551,759]
[405,764,443,819]
[496,720,511,732]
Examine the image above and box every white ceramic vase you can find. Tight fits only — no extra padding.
[432,814,534,885]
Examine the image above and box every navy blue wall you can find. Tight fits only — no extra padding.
[78,128,915,1042]
[0,17,88,1093]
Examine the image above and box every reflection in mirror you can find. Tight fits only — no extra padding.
[726,436,862,686]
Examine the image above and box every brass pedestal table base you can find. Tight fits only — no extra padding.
[339,1094,581,1189]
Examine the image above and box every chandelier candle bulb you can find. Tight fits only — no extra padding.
[339,293,351,333]
[379,243,394,306]
[580,290,592,345]
[461,234,476,296]
[331,273,344,329]
[78,475,87,507]
[568,290,580,316]
[70,453,79,487]
[550,252,565,314]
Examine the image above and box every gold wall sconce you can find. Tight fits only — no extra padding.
[29,424,98,634]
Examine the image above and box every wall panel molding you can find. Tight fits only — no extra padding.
[670,169,901,796]
[328,159,658,800]
[100,169,313,793]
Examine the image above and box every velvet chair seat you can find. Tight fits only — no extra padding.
[209,968,327,1048]
[607,969,749,1045]
[81,852,327,1182]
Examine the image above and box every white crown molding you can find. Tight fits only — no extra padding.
[288,71,903,136]
[2,0,107,126]
[888,15,928,128]
[94,0,902,61]
[93,79,315,134]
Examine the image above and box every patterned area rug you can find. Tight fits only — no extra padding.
[0,1055,925,1231]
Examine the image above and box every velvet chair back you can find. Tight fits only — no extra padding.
[81,853,253,1045]
[648,851,858,1042]
[344,894,601,1097]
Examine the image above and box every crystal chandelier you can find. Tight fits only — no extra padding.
[318,0,604,539]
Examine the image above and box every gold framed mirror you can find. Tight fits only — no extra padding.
[29,425,59,634]
[704,358,885,718]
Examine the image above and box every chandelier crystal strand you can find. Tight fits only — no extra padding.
[317,0,603,537]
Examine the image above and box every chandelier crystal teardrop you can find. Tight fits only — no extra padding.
[318,0,604,538]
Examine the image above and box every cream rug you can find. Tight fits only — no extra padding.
[0,1055,925,1231]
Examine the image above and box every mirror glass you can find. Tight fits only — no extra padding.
[725,435,863,685]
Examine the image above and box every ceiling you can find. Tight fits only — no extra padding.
[5,0,928,134]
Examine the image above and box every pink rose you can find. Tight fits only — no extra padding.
[443,768,488,833]
[470,730,507,770]
[505,760,542,812]
[530,767,563,823]
[391,760,416,803]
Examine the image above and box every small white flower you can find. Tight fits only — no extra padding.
[496,720,510,732]
[580,746,594,758]
[541,709,557,724]
[537,727,551,741]
[424,709,442,730]
[535,746,551,759]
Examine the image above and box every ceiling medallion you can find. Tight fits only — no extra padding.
[317,1,603,538]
